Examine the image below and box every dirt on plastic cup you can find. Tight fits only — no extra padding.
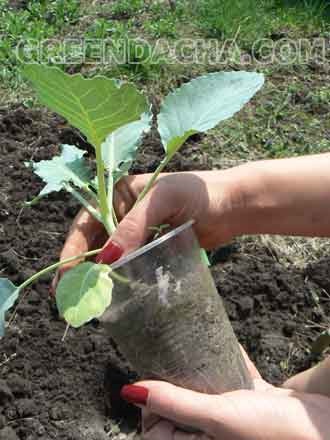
[100,220,252,394]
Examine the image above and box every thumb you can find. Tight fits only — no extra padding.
[96,183,179,264]
[122,381,219,435]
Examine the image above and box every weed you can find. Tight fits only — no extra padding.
[85,18,114,40]
[142,1,189,38]
[144,16,178,38]
[110,0,144,18]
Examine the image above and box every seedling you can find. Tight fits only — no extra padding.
[0,64,264,336]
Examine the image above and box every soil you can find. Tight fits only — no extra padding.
[0,106,330,439]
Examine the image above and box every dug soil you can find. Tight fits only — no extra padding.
[0,106,330,439]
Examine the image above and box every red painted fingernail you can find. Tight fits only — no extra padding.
[96,241,123,264]
[120,385,149,406]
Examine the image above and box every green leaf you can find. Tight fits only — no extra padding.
[102,112,151,182]
[25,144,92,203]
[158,71,265,157]
[311,328,330,355]
[56,262,113,328]
[23,64,149,146]
[0,279,19,337]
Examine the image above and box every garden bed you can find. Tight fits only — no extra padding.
[0,106,329,440]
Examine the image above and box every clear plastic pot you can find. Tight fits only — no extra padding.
[100,220,252,394]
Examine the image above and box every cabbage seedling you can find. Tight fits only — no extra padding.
[0,65,264,335]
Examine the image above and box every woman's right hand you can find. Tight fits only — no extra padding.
[53,152,330,287]
[52,170,241,289]
[104,170,240,258]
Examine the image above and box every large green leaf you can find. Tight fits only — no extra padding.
[102,112,151,183]
[25,144,92,203]
[157,71,265,158]
[56,262,113,328]
[23,65,149,146]
[0,279,19,336]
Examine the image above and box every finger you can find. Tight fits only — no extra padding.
[239,344,262,381]
[97,180,181,263]
[60,208,105,259]
[138,381,330,440]
[135,381,219,434]
[51,208,106,294]
[173,429,209,440]
[114,174,151,221]
[142,409,161,433]
[143,418,175,440]
[143,411,210,440]
[282,356,330,398]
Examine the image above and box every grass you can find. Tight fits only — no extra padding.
[0,0,80,100]
[143,2,185,38]
[0,0,329,161]
[194,0,330,46]
[110,0,144,18]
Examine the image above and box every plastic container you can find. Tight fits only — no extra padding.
[100,220,252,394]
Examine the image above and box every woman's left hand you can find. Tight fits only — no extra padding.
[120,352,330,440]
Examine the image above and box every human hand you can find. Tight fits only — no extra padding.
[120,351,330,440]
[53,153,330,290]
[52,170,242,290]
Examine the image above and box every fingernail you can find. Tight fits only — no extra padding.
[120,385,149,406]
[96,241,123,264]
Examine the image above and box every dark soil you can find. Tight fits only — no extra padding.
[0,106,330,439]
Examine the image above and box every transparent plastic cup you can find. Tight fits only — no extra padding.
[100,220,252,394]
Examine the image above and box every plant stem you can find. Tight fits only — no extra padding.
[95,142,115,234]
[135,156,170,205]
[112,209,119,227]
[18,248,103,291]
[107,172,118,228]
[108,270,129,284]
[65,184,102,223]
[17,248,128,293]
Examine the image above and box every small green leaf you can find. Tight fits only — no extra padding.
[25,144,92,203]
[23,64,149,146]
[56,262,113,328]
[311,328,330,355]
[158,71,264,158]
[0,279,20,336]
[102,112,151,182]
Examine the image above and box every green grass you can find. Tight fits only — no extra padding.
[194,0,330,46]
[1,0,330,165]
[144,15,178,38]
[143,2,186,38]
[110,0,144,18]
[0,0,80,96]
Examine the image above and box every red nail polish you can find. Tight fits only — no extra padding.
[96,241,123,264]
[120,385,149,406]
